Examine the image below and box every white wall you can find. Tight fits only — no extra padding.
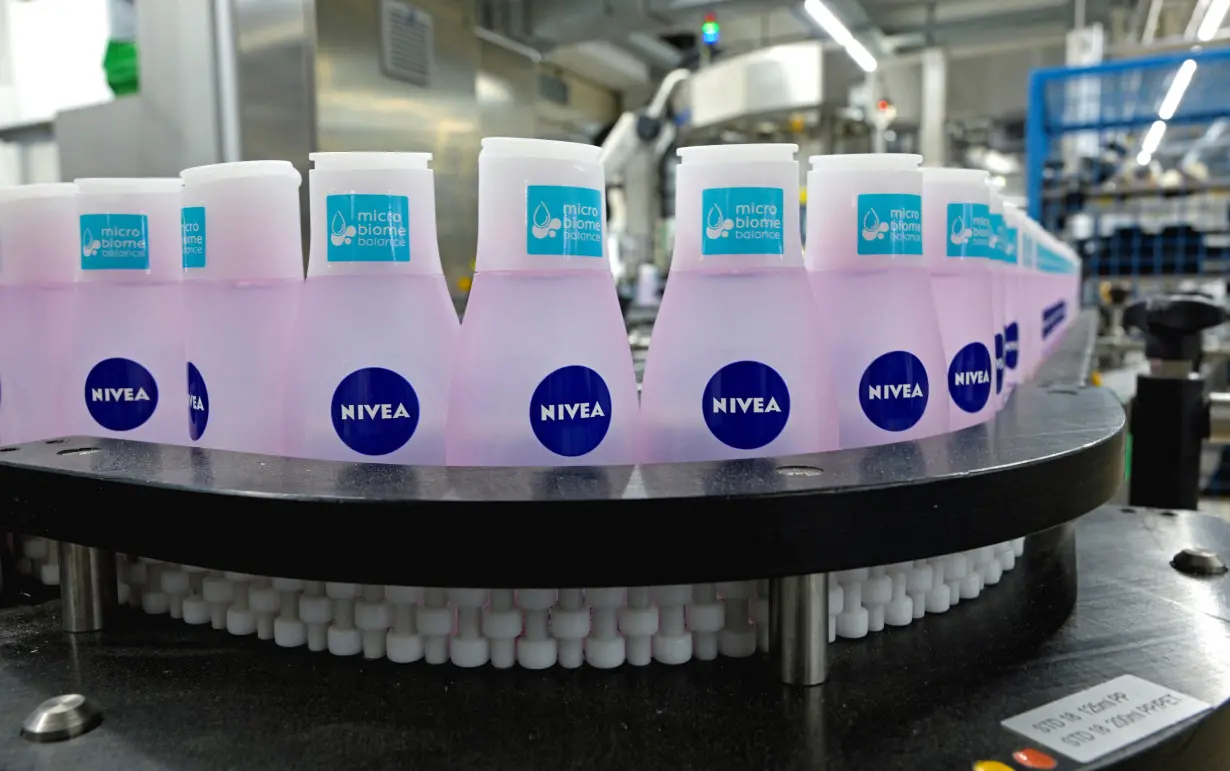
[3,0,111,122]
[0,0,112,185]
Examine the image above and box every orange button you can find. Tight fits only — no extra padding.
[1013,748,1058,769]
[972,762,1014,771]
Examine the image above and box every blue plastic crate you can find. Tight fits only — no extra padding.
[1026,47,1230,280]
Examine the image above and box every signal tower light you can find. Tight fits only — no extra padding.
[702,12,720,45]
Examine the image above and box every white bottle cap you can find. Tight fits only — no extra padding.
[306,152,443,277]
[920,167,990,274]
[670,143,802,273]
[180,161,304,282]
[475,137,608,273]
[0,183,79,286]
[74,177,184,283]
[805,153,924,271]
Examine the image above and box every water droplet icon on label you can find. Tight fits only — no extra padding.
[951,216,964,236]
[707,204,724,230]
[863,210,881,232]
[82,228,93,247]
[330,211,347,236]
[533,201,552,229]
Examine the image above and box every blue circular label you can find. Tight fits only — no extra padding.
[529,365,612,457]
[859,351,929,432]
[701,361,790,450]
[947,342,992,415]
[187,362,209,442]
[84,357,159,432]
[1004,322,1019,370]
[331,367,420,456]
[994,333,1005,394]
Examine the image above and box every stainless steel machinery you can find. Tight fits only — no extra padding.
[54,0,619,301]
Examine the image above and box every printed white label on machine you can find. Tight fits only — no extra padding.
[1000,675,1211,763]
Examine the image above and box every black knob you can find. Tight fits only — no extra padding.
[1123,294,1227,362]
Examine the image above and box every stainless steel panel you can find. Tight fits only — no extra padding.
[535,69,618,142]
[314,0,479,301]
[232,0,315,171]
[477,39,537,140]
[57,0,224,182]
[56,97,145,181]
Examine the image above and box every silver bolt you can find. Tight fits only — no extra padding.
[21,694,102,742]
[1171,548,1228,577]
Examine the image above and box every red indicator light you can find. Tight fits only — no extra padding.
[1013,748,1058,769]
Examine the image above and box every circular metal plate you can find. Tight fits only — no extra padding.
[0,384,1123,587]
[20,694,102,743]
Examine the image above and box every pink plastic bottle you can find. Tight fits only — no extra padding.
[806,154,947,448]
[922,168,995,430]
[0,184,78,444]
[639,144,836,463]
[65,178,186,443]
[179,161,303,454]
[1002,203,1026,387]
[987,185,1008,410]
[283,152,458,464]
[446,138,638,466]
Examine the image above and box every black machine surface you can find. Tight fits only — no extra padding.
[1125,294,1229,510]
[0,506,1227,770]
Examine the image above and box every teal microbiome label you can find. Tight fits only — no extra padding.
[80,213,149,270]
[326,194,410,262]
[700,187,784,256]
[857,193,922,256]
[182,207,206,268]
[526,185,604,258]
[946,202,993,259]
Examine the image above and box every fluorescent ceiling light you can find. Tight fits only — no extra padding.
[1197,0,1230,40]
[803,0,878,72]
[1158,59,1197,120]
[1140,120,1168,160]
[1137,151,1153,165]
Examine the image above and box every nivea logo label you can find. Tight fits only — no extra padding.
[85,357,159,431]
[331,367,420,456]
[947,342,992,414]
[994,333,1005,394]
[946,202,993,258]
[1043,300,1067,339]
[700,187,784,256]
[701,361,790,450]
[182,207,206,269]
[526,185,604,258]
[1004,322,1020,370]
[529,365,612,457]
[858,194,922,256]
[859,351,929,432]
[187,362,209,441]
[326,194,410,262]
[80,213,150,270]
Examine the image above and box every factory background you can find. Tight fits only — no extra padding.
[1,0,1224,305]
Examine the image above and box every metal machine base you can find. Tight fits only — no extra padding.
[0,506,1224,770]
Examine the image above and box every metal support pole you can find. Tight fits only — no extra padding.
[919,48,948,167]
[58,542,116,633]
[770,573,828,686]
